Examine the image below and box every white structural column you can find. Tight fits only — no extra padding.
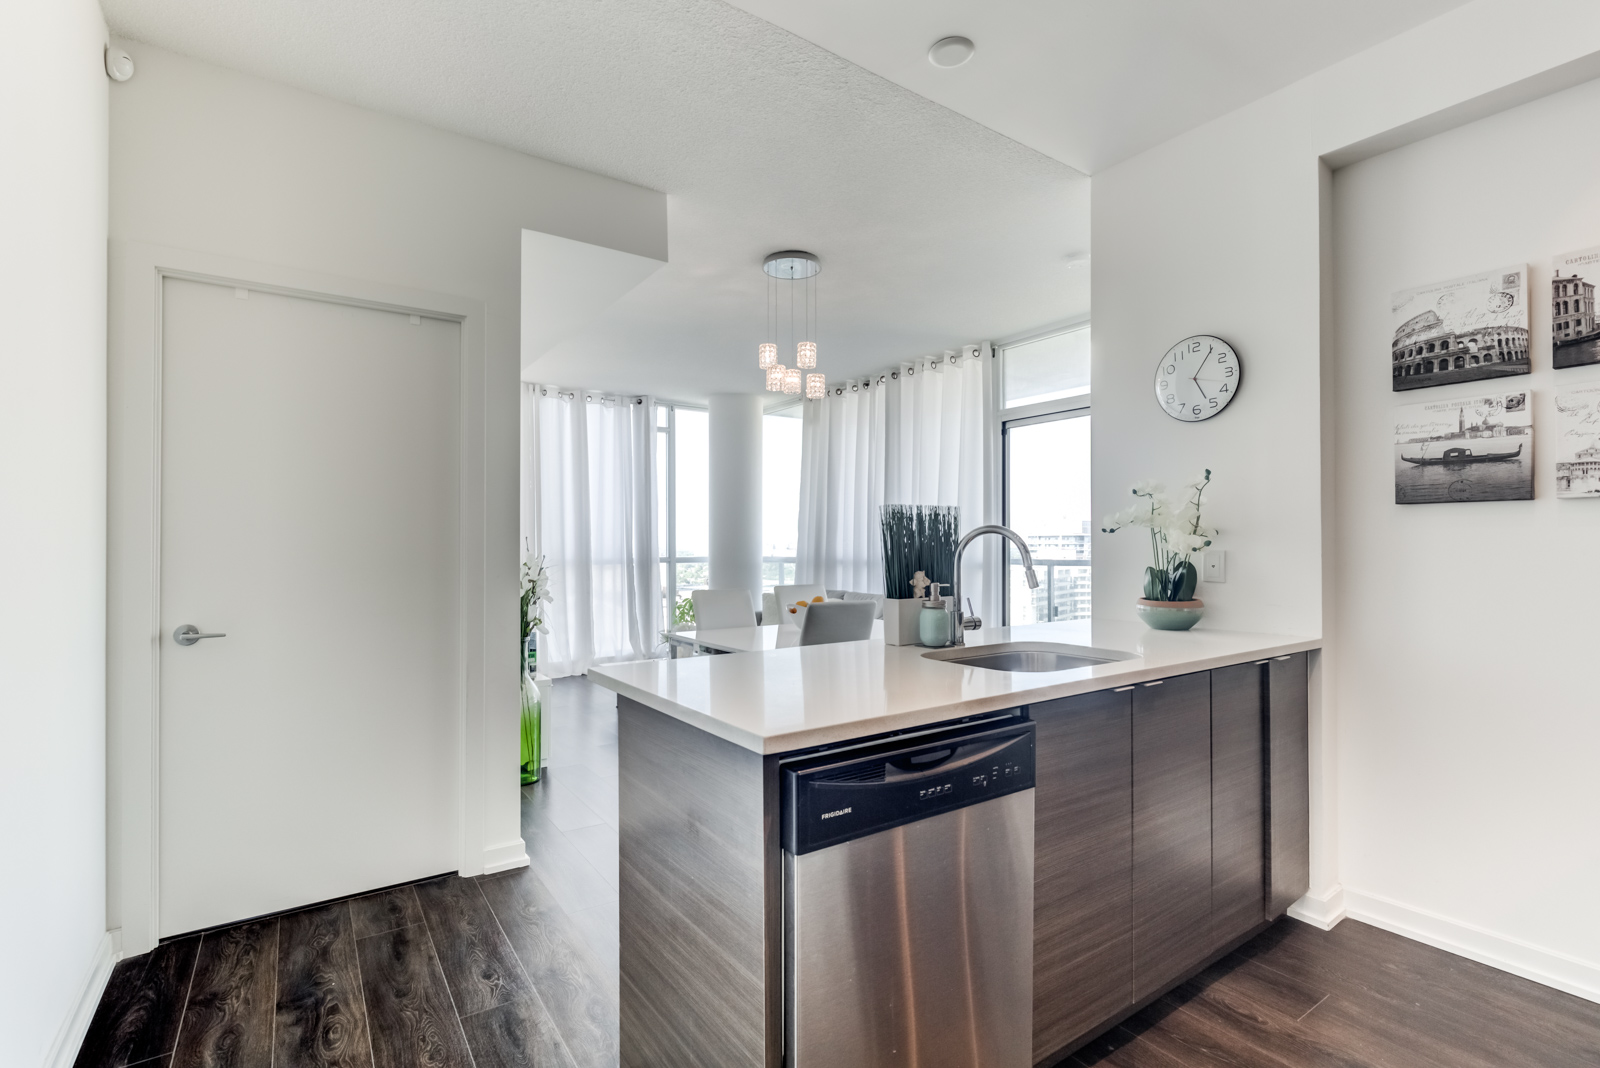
[708,393,764,609]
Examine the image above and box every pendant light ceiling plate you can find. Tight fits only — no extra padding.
[763,251,820,279]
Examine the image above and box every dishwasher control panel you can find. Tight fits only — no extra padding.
[781,719,1035,855]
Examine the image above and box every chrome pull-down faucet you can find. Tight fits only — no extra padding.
[950,524,1039,644]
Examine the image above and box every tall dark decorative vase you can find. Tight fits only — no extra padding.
[520,640,541,785]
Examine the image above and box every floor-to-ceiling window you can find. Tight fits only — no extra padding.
[762,408,802,591]
[657,403,803,629]
[1001,325,1092,624]
[657,404,709,628]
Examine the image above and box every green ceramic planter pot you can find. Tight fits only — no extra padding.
[1136,598,1205,631]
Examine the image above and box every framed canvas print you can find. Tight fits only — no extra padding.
[1555,385,1600,497]
[1392,266,1529,391]
[1552,246,1600,368]
[1394,391,1532,504]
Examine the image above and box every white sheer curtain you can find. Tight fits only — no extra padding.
[797,344,1002,620]
[521,384,661,678]
[887,345,1002,620]
[796,378,887,592]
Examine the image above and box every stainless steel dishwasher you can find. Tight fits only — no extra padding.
[781,714,1036,1068]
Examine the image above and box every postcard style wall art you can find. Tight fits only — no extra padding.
[1555,385,1600,498]
[1393,391,1532,504]
[1391,266,1529,391]
[1552,246,1600,368]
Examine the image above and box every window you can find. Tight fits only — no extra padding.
[1003,325,1089,408]
[1004,411,1091,623]
[1001,324,1092,623]
[657,405,709,629]
[657,403,804,629]
[762,410,802,591]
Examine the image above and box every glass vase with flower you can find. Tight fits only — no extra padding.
[520,553,553,783]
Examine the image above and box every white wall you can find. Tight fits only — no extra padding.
[1092,0,1600,998]
[0,0,111,1064]
[1332,79,1600,998]
[107,40,667,953]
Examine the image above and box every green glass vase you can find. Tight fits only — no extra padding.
[520,655,542,785]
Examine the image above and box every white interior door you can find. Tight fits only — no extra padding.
[159,276,461,936]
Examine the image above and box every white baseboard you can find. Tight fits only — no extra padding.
[480,838,530,875]
[1287,884,1347,930]
[44,930,119,1068]
[1339,888,1600,1005]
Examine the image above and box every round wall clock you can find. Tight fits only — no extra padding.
[1154,335,1242,421]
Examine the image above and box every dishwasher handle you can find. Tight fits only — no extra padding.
[883,735,1020,783]
[782,721,1035,854]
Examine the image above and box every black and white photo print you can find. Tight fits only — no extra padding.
[1392,266,1529,391]
[1552,246,1600,368]
[1394,392,1533,504]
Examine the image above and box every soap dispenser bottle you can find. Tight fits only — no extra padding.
[920,582,952,648]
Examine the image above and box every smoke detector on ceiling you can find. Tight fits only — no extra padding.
[927,37,975,68]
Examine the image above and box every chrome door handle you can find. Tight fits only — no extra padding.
[173,624,227,646]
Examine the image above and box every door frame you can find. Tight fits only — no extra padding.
[108,242,498,953]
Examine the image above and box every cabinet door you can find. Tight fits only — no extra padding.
[1132,672,1212,999]
[1031,688,1133,1062]
[1211,662,1265,944]
[1267,653,1311,918]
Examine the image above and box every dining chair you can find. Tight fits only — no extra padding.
[691,588,757,630]
[797,600,878,646]
[841,591,886,619]
[773,584,827,623]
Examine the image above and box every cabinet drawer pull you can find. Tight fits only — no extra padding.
[1113,685,1135,692]
[1274,655,1293,661]
[1142,680,1164,687]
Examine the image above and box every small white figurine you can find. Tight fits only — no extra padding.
[911,570,931,601]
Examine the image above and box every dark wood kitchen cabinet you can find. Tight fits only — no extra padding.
[1130,672,1214,999]
[1267,652,1311,917]
[1030,653,1312,1067]
[1211,661,1266,944]
[1030,687,1134,1061]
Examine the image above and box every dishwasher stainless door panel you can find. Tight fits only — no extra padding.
[786,789,1034,1068]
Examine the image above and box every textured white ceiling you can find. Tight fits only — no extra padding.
[724,0,1476,174]
[101,0,1091,404]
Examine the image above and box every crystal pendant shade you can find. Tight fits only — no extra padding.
[759,250,822,392]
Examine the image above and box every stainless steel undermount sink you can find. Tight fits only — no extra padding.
[921,641,1134,673]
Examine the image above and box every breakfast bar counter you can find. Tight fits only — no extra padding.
[595,617,1318,754]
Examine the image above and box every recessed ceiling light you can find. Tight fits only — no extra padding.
[928,36,975,68]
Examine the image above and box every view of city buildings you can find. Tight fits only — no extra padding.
[1009,523,1092,623]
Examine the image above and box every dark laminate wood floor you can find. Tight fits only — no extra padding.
[76,676,1600,1068]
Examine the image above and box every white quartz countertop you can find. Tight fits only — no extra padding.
[590,619,1319,755]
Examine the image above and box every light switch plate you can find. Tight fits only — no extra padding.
[1202,550,1227,583]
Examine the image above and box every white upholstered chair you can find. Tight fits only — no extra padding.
[690,588,757,630]
[772,585,827,624]
[797,600,878,646]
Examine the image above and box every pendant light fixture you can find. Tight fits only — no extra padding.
[760,251,823,397]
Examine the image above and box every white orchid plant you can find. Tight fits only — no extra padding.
[1101,470,1216,603]
[520,552,553,664]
